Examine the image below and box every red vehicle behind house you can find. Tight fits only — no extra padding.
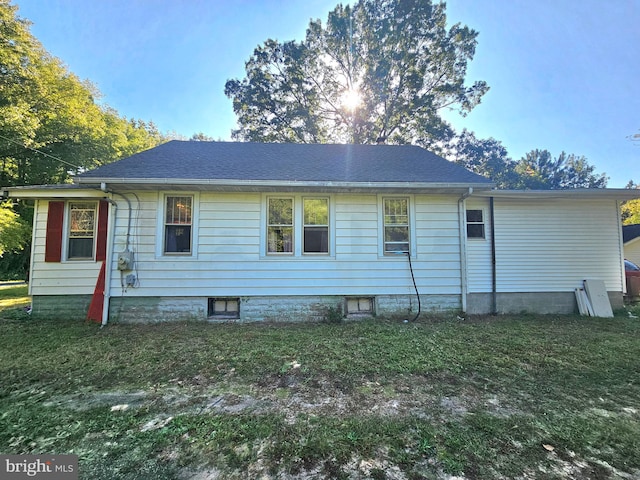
[625,260,640,298]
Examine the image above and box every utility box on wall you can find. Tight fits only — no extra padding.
[117,250,134,271]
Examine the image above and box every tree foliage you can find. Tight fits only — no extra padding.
[0,200,29,256]
[225,0,488,147]
[0,0,166,278]
[513,150,607,189]
[446,129,519,189]
[621,181,640,225]
[0,0,165,189]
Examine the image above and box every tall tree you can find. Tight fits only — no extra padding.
[0,0,164,188]
[0,201,29,256]
[445,129,519,189]
[0,0,165,278]
[225,0,488,148]
[514,150,607,189]
[621,180,640,225]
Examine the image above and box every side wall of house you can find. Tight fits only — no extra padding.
[31,192,465,322]
[29,199,103,318]
[466,197,624,314]
[624,238,640,266]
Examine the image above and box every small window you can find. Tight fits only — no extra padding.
[303,198,329,254]
[267,197,293,254]
[208,298,240,318]
[466,209,485,239]
[383,198,410,254]
[165,196,193,254]
[346,297,375,315]
[68,202,97,259]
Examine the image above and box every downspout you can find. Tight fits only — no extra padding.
[490,196,497,315]
[615,200,626,295]
[101,190,117,327]
[458,187,473,313]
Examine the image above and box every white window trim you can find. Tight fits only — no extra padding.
[64,200,98,262]
[302,196,331,256]
[260,193,335,258]
[155,192,199,258]
[378,195,416,257]
[466,208,486,240]
[266,195,295,256]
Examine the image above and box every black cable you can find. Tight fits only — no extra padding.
[406,252,421,322]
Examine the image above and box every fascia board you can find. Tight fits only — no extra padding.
[473,189,640,201]
[74,176,494,192]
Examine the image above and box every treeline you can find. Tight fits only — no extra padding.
[0,0,165,278]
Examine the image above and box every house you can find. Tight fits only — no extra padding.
[3,141,638,323]
[622,224,640,266]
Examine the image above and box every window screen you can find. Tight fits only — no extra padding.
[68,202,96,259]
[267,198,294,254]
[383,198,410,254]
[303,198,329,254]
[466,209,485,239]
[165,196,193,254]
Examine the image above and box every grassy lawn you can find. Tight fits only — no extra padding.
[0,285,639,479]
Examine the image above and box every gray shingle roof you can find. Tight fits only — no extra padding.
[623,224,640,243]
[76,141,493,187]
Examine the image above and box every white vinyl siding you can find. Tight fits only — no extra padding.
[466,198,623,293]
[466,198,493,292]
[29,199,102,295]
[624,238,640,267]
[414,195,462,292]
[95,192,463,298]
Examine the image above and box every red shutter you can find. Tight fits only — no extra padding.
[45,201,65,262]
[95,200,109,261]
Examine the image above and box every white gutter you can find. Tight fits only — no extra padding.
[27,199,39,297]
[458,187,473,313]
[74,176,494,192]
[101,195,117,326]
[473,188,640,201]
[616,200,627,295]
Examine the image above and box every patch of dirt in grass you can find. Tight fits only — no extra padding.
[42,389,148,411]
[25,374,634,480]
[37,373,523,423]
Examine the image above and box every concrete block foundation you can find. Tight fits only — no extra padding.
[467,291,624,315]
[31,295,92,320]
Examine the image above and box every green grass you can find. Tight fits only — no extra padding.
[1,284,639,479]
[0,284,29,312]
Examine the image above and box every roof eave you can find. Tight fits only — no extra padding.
[473,189,640,201]
[2,184,105,199]
[73,177,494,193]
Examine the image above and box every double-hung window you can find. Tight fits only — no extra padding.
[267,197,294,254]
[303,198,329,254]
[265,196,331,256]
[383,197,410,254]
[164,195,193,254]
[68,202,97,259]
[466,209,485,239]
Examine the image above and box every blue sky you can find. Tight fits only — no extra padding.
[13,0,640,187]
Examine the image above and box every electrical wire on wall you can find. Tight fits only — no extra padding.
[98,186,140,293]
[114,191,140,292]
[405,252,421,322]
[396,251,421,322]
[129,191,142,289]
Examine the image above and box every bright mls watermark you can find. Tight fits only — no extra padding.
[1,455,78,479]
